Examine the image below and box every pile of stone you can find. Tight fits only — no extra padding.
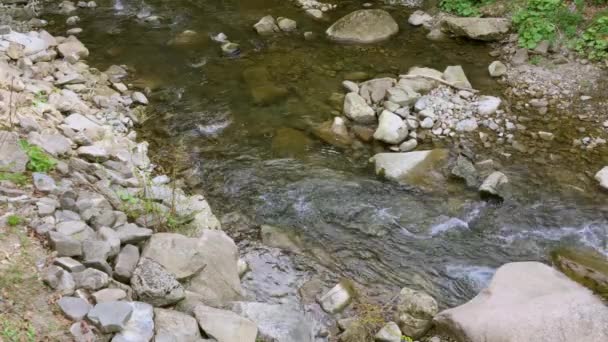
[0,23,321,341]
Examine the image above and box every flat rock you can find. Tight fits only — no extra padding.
[58,296,92,321]
[115,223,153,244]
[442,17,511,41]
[434,262,608,342]
[194,304,257,342]
[111,302,154,342]
[154,308,202,342]
[0,131,28,172]
[92,288,127,303]
[370,149,448,184]
[373,110,408,145]
[326,10,399,44]
[87,301,133,333]
[73,267,109,291]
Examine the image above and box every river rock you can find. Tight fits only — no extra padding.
[194,304,258,342]
[441,17,511,41]
[477,96,501,115]
[370,149,448,183]
[399,67,443,93]
[58,296,92,321]
[359,77,395,103]
[319,280,355,314]
[57,35,89,60]
[185,229,244,307]
[232,302,315,342]
[114,244,139,282]
[326,9,399,44]
[399,139,418,152]
[479,171,508,200]
[344,92,376,124]
[395,287,438,339]
[373,110,408,144]
[594,166,608,190]
[408,10,433,27]
[451,155,478,188]
[73,267,109,291]
[141,233,207,280]
[443,66,472,89]
[0,131,28,173]
[154,308,202,342]
[375,322,402,342]
[387,86,420,106]
[260,224,303,253]
[254,15,279,35]
[488,61,506,77]
[131,257,185,307]
[551,247,608,299]
[434,262,608,342]
[87,301,133,333]
[92,288,127,303]
[277,17,297,32]
[112,302,155,342]
[49,232,82,257]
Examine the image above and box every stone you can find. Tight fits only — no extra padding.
[87,301,133,333]
[32,172,56,193]
[373,110,408,144]
[343,92,376,124]
[115,223,153,244]
[277,17,297,32]
[488,60,507,77]
[594,166,608,190]
[451,155,478,188]
[479,171,508,199]
[399,139,418,152]
[58,296,92,321]
[186,229,244,307]
[232,302,315,342]
[92,288,127,303]
[434,262,608,342]
[237,259,249,278]
[54,257,86,273]
[73,268,109,291]
[408,10,433,27]
[375,322,402,342]
[43,266,76,295]
[66,16,80,26]
[27,132,72,156]
[7,42,24,60]
[551,247,608,298]
[319,280,355,314]
[56,221,88,236]
[0,131,28,172]
[154,308,202,342]
[342,80,359,93]
[114,244,140,282]
[49,231,82,257]
[387,86,420,106]
[305,9,323,20]
[132,92,148,105]
[98,226,121,256]
[57,36,89,60]
[443,66,472,89]
[131,258,185,307]
[76,145,109,162]
[400,67,443,93]
[512,48,528,65]
[82,239,112,273]
[260,224,303,253]
[359,77,395,103]
[395,287,438,339]
[420,117,434,129]
[455,118,478,132]
[538,131,554,141]
[194,304,258,342]
[370,149,448,184]
[70,321,96,342]
[112,302,154,342]
[477,96,501,115]
[141,233,207,280]
[442,17,511,41]
[326,10,399,44]
[254,15,279,35]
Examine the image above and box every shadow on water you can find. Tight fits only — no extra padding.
[48,0,608,306]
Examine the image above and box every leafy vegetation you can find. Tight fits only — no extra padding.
[18,140,57,173]
[576,15,608,60]
[6,215,22,227]
[440,0,485,16]
[0,172,28,186]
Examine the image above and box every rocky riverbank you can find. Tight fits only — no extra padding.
[1,1,608,342]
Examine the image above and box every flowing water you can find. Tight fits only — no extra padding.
[47,0,608,309]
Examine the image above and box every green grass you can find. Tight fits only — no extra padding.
[6,215,22,227]
[0,172,28,186]
[18,140,56,173]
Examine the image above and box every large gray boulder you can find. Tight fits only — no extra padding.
[232,302,315,342]
[154,308,202,342]
[141,233,207,281]
[194,304,257,342]
[442,17,510,41]
[326,10,399,44]
[185,229,244,307]
[434,262,608,342]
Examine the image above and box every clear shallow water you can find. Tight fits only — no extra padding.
[48,0,608,307]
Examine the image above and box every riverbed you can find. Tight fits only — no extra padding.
[46,0,608,309]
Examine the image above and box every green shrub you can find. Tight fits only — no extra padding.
[7,215,22,227]
[18,140,57,173]
[576,16,608,60]
[513,0,562,48]
[440,0,484,16]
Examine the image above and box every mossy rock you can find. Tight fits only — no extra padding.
[551,247,608,299]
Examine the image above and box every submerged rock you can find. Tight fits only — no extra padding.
[232,302,315,342]
[434,262,608,342]
[479,171,508,200]
[370,149,448,184]
[326,10,399,44]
